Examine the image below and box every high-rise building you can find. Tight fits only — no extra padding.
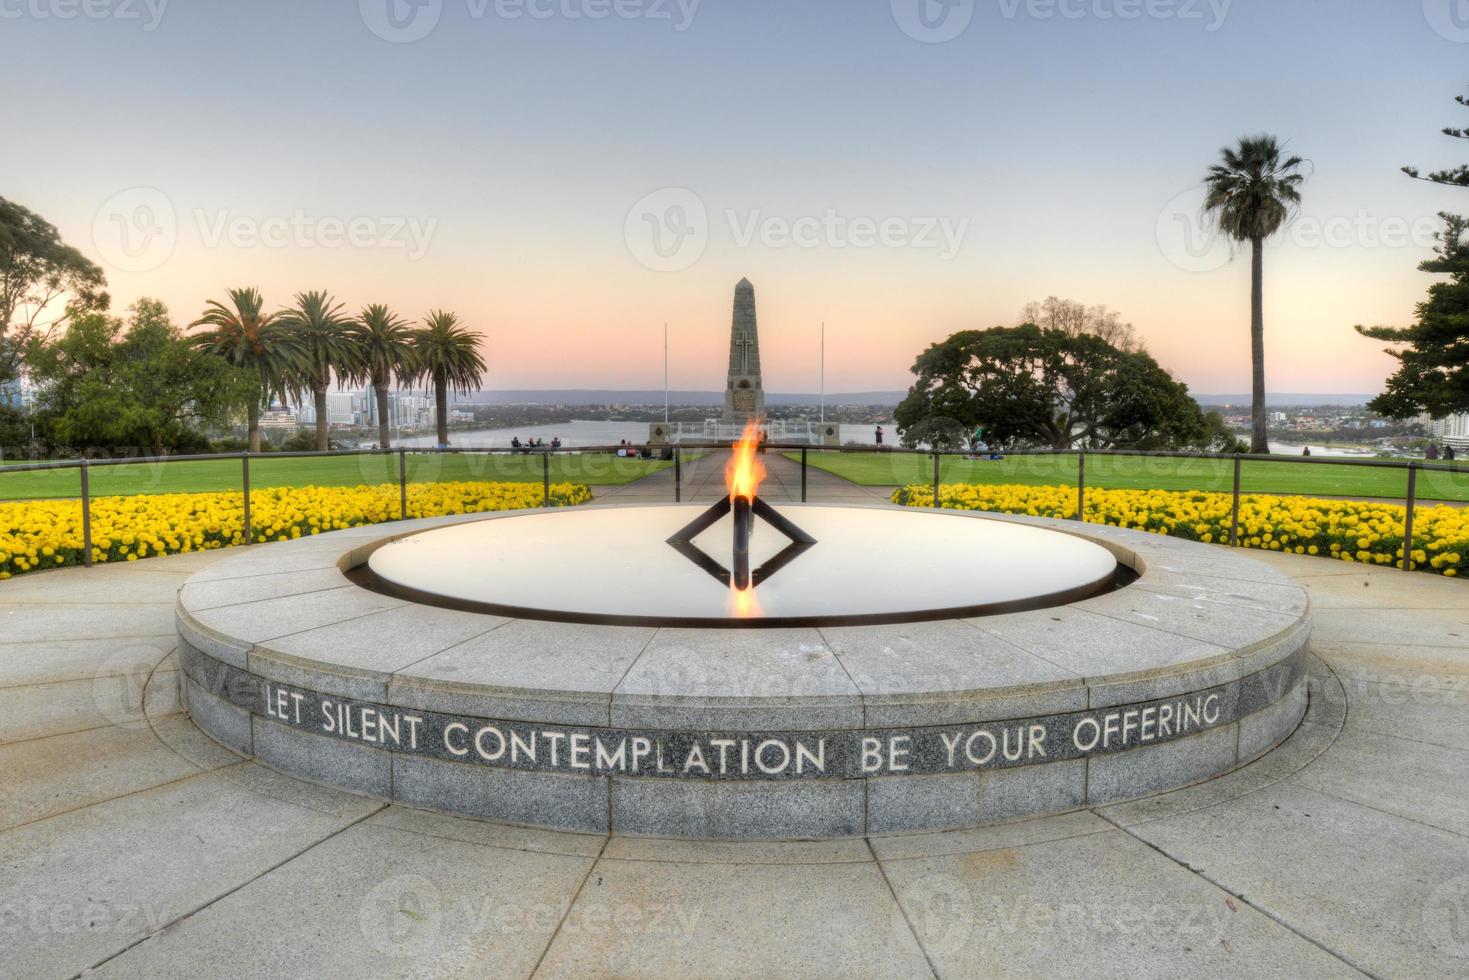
[1427,414,1469,451]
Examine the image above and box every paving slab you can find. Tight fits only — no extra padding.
[0,567,193,604]
[974,606,1235,684]
[1126,782,1469,977]
[610,627,864,731]
[249,603,507,702]
[1330,676,1469,750]
[1308,604,1469,650]
[0,602,178,642]
[0,766,380,980]
[818,620,1085,726]
[880,827,1358,978]
[183,586,408,647]
[1289,727,1469,837]
[0,723,227,831]
[394,619,656,726]
[533,849,934,979]
[0,634,176,688]
[89,821,596,980]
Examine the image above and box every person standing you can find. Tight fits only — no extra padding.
[875,425,884,447]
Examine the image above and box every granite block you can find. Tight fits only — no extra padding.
[1085,723,1239,804]
[251,715,391,798]
[1238,678,1307,763]
[610,776,864,839]
[392,754,608,833]
[184,675,253,756]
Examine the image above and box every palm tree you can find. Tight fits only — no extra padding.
[279,290,359,451]
[412,310,486,448]
[1202,135,1306,454]
[190,287,300,452]
[351,304,416,449]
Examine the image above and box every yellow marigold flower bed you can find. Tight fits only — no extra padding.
[893,483,1468,578]
[0,481,593,580]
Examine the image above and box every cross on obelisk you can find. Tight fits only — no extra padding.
[735,335,753,373]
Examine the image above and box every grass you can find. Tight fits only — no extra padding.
[790,451,1469,503]
[0,452,672,501]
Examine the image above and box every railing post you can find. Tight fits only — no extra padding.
[1230,454,1241,547]
[542,451,551,507]
[801,446,808,503]
[241,452,252,546]
[398,448,408,520]
[1403,462,1418,572]
[674,448,682,503]
[1076,450,1086,522]
[80,460,93,567]
[932,451,941,509]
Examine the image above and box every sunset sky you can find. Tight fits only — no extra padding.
[4,0,1467,397]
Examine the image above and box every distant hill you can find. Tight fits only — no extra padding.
[1194,393,1375,408]
[461,389,908,407]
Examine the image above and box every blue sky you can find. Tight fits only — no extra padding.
[3,0,1467,394]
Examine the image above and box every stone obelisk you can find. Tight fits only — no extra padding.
[722,278,764,423]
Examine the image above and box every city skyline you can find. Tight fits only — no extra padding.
[4,1,1467,397]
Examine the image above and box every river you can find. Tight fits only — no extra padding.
[394,421,896,449]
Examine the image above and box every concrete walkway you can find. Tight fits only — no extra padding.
[2,527,1469,976]
[592,450,895,505]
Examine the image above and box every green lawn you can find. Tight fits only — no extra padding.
[790,451,1469,503]
[0,452,672,501]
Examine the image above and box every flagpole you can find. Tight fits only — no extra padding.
[663,322,669,424]
[819,322,825,427]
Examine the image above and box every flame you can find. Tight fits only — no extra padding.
[729,582,762,618]
[726,418,766,617]
[726,418,766,503]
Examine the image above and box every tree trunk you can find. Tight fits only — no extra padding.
[1249,236,1269,455]
[314,386,329,451]
[376,383,392,449]
[247,401,262,453]
[435,373,449,448]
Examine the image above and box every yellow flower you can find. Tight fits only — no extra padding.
[0,480,594,580]
[892,483,1469,579]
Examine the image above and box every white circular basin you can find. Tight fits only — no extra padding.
[364,505,1119,628]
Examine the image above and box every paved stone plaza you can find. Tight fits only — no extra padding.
[3,486,1469,977]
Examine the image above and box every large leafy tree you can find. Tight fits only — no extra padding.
[411,311,485,448]
[0,196,107,384]
[351,304,416,449]
[27,299,249,456]
[190,287,301,452]
[280,290,360,451]
[894,325,1227,451]
[1355,85,1469,421]
[1017,296,1140,352]
[1402,85,1469,189]
[1202,135,1306,454]
[1356,215,1469,419]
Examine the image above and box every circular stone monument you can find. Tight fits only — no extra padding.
[176,504,1311,839]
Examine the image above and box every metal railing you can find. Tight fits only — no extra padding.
[1,443,1465,572]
